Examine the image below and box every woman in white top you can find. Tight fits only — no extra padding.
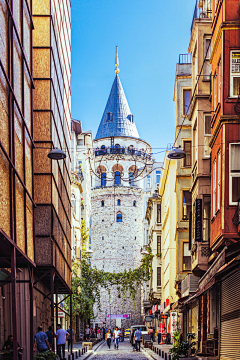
[106,329,112,350]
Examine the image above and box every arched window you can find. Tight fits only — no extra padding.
[115,144,120,148]
[101,173,107,187]
[117,199,121,206]
[101,200,104,207]
[133,200,136,207]
[129,172,134,186]
[107,112,113,121]
[116,213,122,222]
[101,145,106,149]
[115,171,121,185]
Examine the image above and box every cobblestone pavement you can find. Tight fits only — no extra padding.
[89,339,151,359]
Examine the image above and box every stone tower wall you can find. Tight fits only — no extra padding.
[91,185,143,327]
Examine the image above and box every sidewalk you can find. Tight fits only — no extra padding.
[65,340,104,359]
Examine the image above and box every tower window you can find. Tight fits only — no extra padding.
[115,144,120,148]
[129,172,134,186]
[116,213,122,222]
[101,173,107,187]
[107,112,113,121]
[102,236,104,240]
[101,145,106,149]
[133,200,136,207]
[115,171,121,185]
[117,199,121,205]
[101,200,104,207]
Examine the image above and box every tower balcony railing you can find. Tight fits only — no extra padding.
[95,146,153,161]
[191,0,212,34]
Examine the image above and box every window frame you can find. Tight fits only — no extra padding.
[182,190,192,221]
[203,114,212,158]
[182,241,191,272]
[101,200,104,207]
[182,89,191,116]
[229,143,240,205]
[213,159,216,215]
[133,200,136,207]
[156,171,161,184]
[117,199,121,206]
[114,171,121,185]
[146,175,151,189]
[183,140,192,167]
[101,172,107,187]
[230,50,240,97]
[203,37,211,80]
[217,150,221,210]
[129,172,134,186]
[157,236,161,255]
[213,72,217,109]
[218,59,221,104]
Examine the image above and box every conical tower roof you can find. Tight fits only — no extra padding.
[95,74,140,140]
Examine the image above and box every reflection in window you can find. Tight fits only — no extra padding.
[115,171,121,185]
[182,191,192,220]
[116,213,122,222]
[156,171,161,183]
[183,243,191,271]
[101,173,107,187]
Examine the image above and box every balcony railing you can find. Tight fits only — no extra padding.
[95,146,153,161]
[191,0,212,34]
[179,54,192,64]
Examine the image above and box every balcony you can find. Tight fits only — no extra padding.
[178,53,192,64]
[191,242,210,277]
[95,146,153,161]
[191,0,212,34]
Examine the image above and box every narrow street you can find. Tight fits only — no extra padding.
[88,339,151,359]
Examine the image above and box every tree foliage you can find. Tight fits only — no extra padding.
[65,220,154,321]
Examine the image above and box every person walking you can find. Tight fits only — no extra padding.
[97,327,101,340]
[148,326,154,342]
[134,327,142,352]
[105,329,112,350]
[67,327,75,352]
[121,328,125,342]
[33,326,51,353]
[45,326,54,348]
[113,327,120,350]
[56,324,69,360]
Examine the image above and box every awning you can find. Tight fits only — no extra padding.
[171,296,189,310]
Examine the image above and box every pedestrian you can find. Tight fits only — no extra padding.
[85,325,90,341]
[134,327,142,352]
[67,327,75,352]
[33,326,51,354]
[97,327,101,340]
[105,329,112,350]
[103,327,106,341]
[121,328,125,342]
[148,326,154,342]
[3,335,22,359]
[131,329,136,348]
[45,326,55,348]
[113,327,121,350]
[56,324,69,360]
[157,325,162,345]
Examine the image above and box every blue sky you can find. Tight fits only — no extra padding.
[71,0,195,161]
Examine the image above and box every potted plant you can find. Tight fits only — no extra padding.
[169,331,196,360]
[34,350,59,360]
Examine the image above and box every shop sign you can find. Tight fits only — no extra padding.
[165,298,169,307]
[171,312,177,337]
[145,316,153,322]
[195,199,202,241]
[160,302,165,313]
[160,312,169,320]
[106,314,131,319]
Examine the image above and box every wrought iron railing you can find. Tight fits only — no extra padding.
[95,146,153,161]
[191,0,212,34]
[179,53,192,64]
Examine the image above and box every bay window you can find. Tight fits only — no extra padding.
[229,143,240,204]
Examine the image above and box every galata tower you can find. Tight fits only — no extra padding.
[91,48,154,329]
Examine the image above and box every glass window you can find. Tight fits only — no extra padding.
[117,199,121,206]
[213,72,217,109]
[183,89,191,115]
[184,141,191,167]
[71,193,76,213]
[204,38,211,80]
[157,267,161,286]
[157,236,161,255]
[157,204,161,223]
[129,172,134,186]
[115,171,121,185]
[133,200,136,207]
[183,243,191,271]
[156,171,161,183]
[115,144,120,148]
[101,145,106,149]
[203,196,211,242]
[230,143,240,204]
[107,112,113,121]
[147,175,151,189]
[116,213,122,222]
[101,200,104,207]
[101,173,107,187]
[213,160,216,214]
[204,115,211,157]
[217,151,221,210]
[182,191,192,220]
[230,51,240,97]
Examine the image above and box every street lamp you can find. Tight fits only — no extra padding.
[47,148,66,160]
[167,147,186,160]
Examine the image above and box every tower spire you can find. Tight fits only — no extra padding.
[115,46,120,74]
